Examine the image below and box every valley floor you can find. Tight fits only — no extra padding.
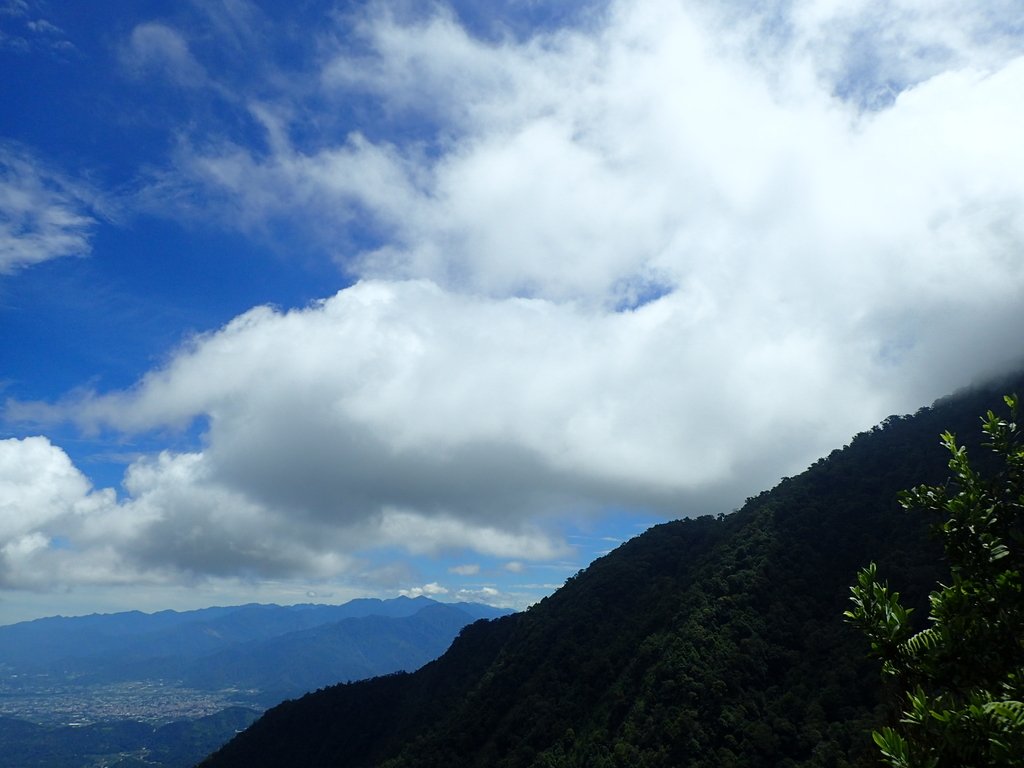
[0,678,261,726]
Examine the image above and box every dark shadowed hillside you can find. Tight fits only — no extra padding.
[199,372,1024,768]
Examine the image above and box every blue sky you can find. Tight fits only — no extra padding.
[2,0,1023,625]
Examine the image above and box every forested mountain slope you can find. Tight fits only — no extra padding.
[200,372,1024,768]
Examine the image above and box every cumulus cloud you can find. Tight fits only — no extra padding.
[454,585,501,603]
[0,436,120,588]
[0,436,89,542]
[6,0,1024,597]
[17,279,883,504]
[399,581,449,598]
[150,2,1024,409]
[0,434,467,592]
[0,143,102,273]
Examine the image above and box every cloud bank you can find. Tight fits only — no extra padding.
[4,0,1024,604]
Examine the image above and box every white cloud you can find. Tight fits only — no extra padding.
[0,436,354,590]
[0,436,121,588]
[452,584,539,610]
[17,279,882,508]
[0,436,90,539]
[781,0,1024,107]
[0,143,101,274]
[7,0,1024,601]
[399,581,449,598]
[449,563,480,576]
[164,2,1024,319]
[376,508,567,560]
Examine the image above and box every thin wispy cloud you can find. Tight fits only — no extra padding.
[0,144,104,274]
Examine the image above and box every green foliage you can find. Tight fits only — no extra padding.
[846,394,1024,767]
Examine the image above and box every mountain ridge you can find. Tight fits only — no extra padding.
[0,597,512,767]
[0,597,511,709]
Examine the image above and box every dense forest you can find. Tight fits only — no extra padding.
[200,371,1024,768]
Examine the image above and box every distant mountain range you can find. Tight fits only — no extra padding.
[0,596,510,706]
[0,596,511,767]
[199,372,1024,767]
